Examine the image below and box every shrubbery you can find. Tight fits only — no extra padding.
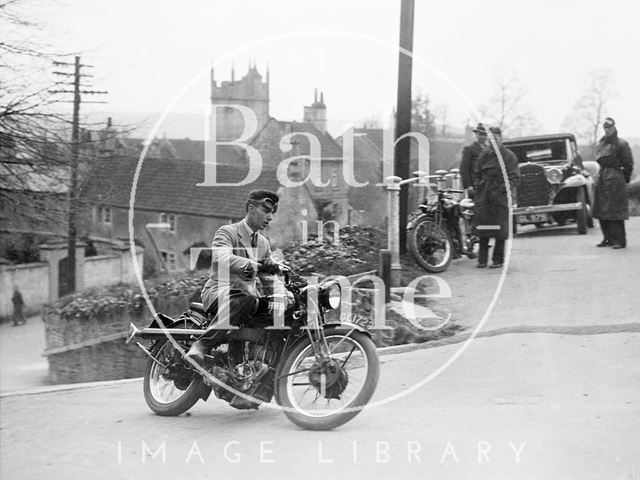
[51,226,435,327]
[53,273,207,321]
[282,225,385,276]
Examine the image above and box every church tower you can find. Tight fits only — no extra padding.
[210,61,270,141]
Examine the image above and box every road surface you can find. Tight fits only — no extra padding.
[1,219,639,480]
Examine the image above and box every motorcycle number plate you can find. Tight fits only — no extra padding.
[517,213,549,224]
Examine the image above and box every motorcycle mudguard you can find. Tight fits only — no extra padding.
[283,322,372,356]
[406,213,434,231]
[323,321,372,338]
[146,312,177,329]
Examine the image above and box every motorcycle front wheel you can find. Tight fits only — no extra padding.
[275,329,379,431]
[408,218,453,273]
[143,333,208,416]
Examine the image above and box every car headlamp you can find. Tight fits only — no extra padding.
[545,168,563,184]
[319,281,341,310]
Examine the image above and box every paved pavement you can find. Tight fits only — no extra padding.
[1,218,639,479]
[425,218,640,333]
[0,315,48,394]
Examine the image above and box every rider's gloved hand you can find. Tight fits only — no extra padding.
[258,258,281,275]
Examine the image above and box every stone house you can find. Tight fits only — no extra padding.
[86,155,317,273]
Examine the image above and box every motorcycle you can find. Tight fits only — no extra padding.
[126,265,380,431]
[407,169,478,273]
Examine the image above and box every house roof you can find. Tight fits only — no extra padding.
[353,128,385,153]
[268,120,344,158]
[87,156,282,218]
[116,137,207,162]
[0,162,69,193]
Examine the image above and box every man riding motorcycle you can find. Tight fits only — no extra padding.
[186,189,287,367]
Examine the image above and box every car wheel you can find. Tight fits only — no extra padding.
[586,201,594,228]
[576,188,587,235]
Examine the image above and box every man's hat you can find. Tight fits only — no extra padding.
[489,126,502,135]
[603,117,616,128]
[472,123,487,134]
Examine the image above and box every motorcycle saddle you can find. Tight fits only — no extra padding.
[189,302,207,315]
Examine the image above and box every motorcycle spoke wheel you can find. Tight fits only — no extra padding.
[409,219,452,273]
[148,342,193,404]
[276,330,379,430]
[143,338,207,416]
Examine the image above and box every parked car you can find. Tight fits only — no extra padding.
[504,133,599,234]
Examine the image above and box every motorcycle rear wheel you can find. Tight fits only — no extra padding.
[275,329,379,431]
[143,336,207,416]
[408,218,453,273]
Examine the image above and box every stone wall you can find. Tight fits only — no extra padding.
[0,262,49,318]
[43,290,193,384]
[0,246,144,320]
[84,248,144,289]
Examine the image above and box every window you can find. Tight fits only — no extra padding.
[95,206,112,225]
[159,212,176,232]
[331,168,338,188]
[160,251,177,271]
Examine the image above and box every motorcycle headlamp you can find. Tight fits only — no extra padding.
[545,168,563,184]
[319,281,341,310]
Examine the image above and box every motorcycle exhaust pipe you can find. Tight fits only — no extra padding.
[126,323,207,344]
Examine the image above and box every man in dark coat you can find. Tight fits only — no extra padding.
[472,127,520,268]
[593,117,634,249]
[460,123,488,195]
[11,286,26,326]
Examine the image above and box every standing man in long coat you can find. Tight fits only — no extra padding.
[472,127,520,268]
[460,123,488,196]
[593,117,634,249]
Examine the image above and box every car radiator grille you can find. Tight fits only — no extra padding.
[517,163,550,207]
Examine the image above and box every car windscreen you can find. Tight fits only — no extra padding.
[505,140,567,164]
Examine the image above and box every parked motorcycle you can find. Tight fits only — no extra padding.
[126,265,380,431]
[407,170,478,273]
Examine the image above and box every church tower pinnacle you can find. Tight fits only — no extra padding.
[210,61,270,141]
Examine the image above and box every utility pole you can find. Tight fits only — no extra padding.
[51,56,107,294]
[395,0,415,254]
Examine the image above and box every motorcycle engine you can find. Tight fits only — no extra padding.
[204,346,275,410]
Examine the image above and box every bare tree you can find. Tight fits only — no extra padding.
[434,103,449,137]
[361,114,382,129]
[481,68,540,137]
[1,1,131,273]
[411,89,436,139]
[1,1,74,233]
[563,68,617,149]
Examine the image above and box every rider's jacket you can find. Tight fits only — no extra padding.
[201,219,284,312]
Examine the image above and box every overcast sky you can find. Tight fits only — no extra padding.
[10,0,640,140]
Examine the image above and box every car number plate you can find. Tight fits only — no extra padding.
[517,213,549,223]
